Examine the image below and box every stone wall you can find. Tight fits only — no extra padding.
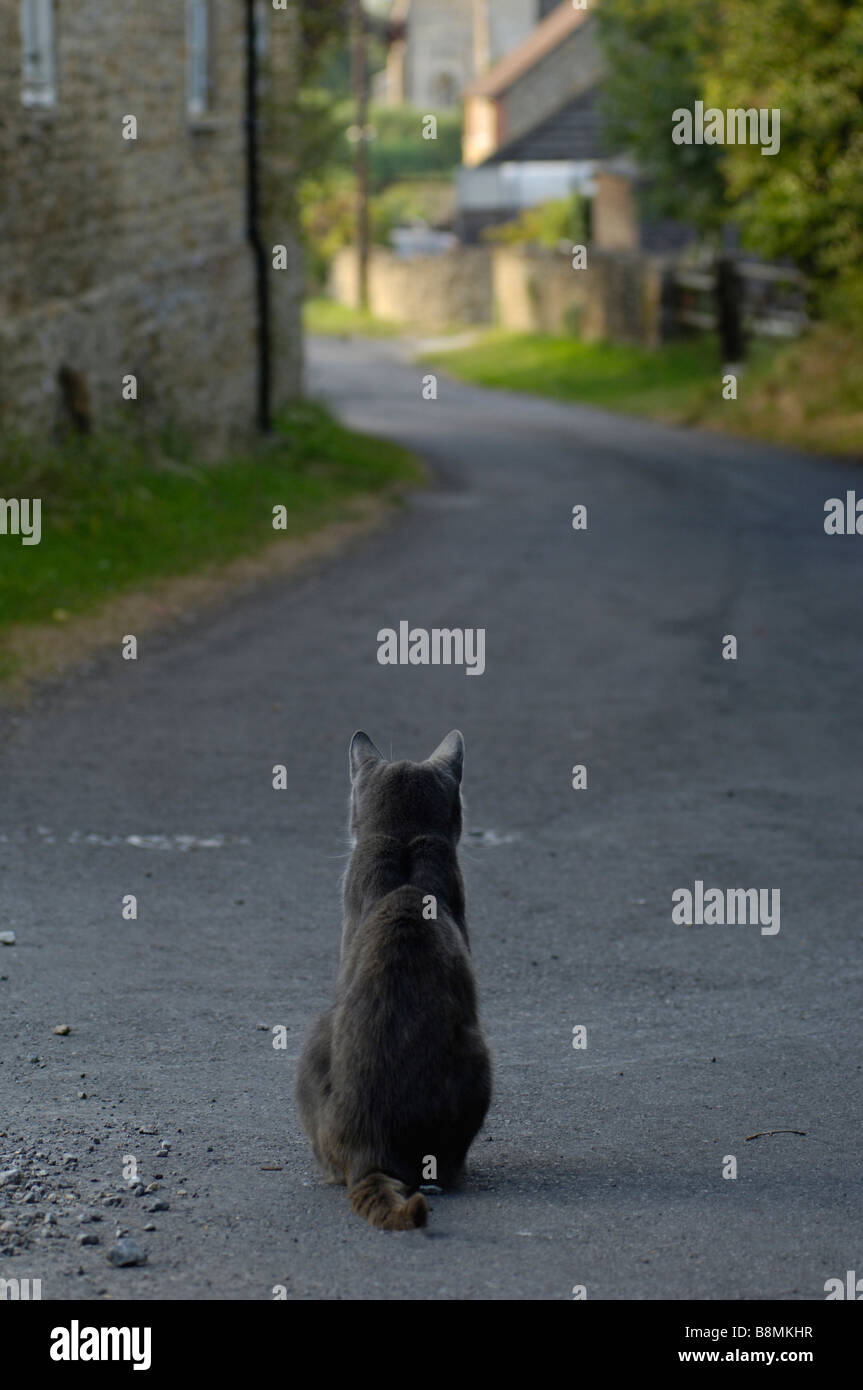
[329,243,666,348]
[330,246,494,332]
[592,171,640,253]
[0,0,303,450]
[493,246,664,346]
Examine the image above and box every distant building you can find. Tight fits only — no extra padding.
[462,2,604,167]
[377,0,560,110]
[457,2,610,241]
[0,0,303,447]
[457,1,696,253]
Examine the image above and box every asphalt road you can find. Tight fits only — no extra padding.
[1,334,861,1301]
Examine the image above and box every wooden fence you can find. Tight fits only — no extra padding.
[669,258,809,343]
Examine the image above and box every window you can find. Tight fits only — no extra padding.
[254,0,269,65]
[186,0,213,117]
[434,72,458,107]
[254,0,269,99]
[20,0,56,107]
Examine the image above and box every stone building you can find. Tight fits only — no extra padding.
[458,1,696,253]
[378,0,560,110]
[0,0,303,449]
[457,2,610,241]
[462,2,605,170]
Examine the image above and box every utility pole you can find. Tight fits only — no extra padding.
[350,0,370,310]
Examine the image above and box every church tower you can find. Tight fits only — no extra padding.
[382,0,545,109]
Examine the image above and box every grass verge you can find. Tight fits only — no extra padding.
[421,326,863,458]
[303,297,402,338]
[0,402,423,690]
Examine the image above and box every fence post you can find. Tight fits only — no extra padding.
[715,256,746,363]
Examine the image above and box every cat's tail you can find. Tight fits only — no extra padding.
[348,1171,428,1231]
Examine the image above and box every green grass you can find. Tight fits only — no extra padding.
[422,330,738,420]
[422,327,863,456]
[0,402,422,636]
[304,297,401,339]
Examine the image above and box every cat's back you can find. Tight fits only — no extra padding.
[338,883,476,1021]
[330,883,488,1154]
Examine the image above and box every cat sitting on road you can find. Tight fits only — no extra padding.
[296,730,492,1230]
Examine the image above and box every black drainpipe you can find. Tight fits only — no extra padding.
[245,0,271,433]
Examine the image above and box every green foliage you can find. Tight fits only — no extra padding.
[300,173,357,287]
[298,100,462,286]
[0,405,421,633]
[424,330,725,417]
[298,0,354,86]
[328,103,463,189]
[597,0,863,314]
[597,0,724,231]
[370,180,454,242]
[595,1,718,220]
[293,88,348,182]
[705,0,863,307]
[303,298,401,337]
[422,327,863,456]
[482,194,592,250]
[300,174,454,288]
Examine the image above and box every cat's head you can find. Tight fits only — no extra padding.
[348,730,464,846]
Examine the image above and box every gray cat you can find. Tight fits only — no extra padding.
[296,730,492,1230]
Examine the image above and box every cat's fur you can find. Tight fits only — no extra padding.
[296,730,492,1231]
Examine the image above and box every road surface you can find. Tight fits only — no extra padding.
[1,334,860,1300]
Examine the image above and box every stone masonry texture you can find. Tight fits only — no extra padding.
[0,0,303,449]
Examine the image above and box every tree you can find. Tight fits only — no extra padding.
[706,0,863,315]
[299,0,352,84]
[596,0,724,233]
[597,0,863,317]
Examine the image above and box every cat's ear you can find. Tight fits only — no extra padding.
[428,730,464,785]
[349,730,384,781]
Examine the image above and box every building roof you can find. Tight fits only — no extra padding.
[465,1,592,99]
[486,84,607,164]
